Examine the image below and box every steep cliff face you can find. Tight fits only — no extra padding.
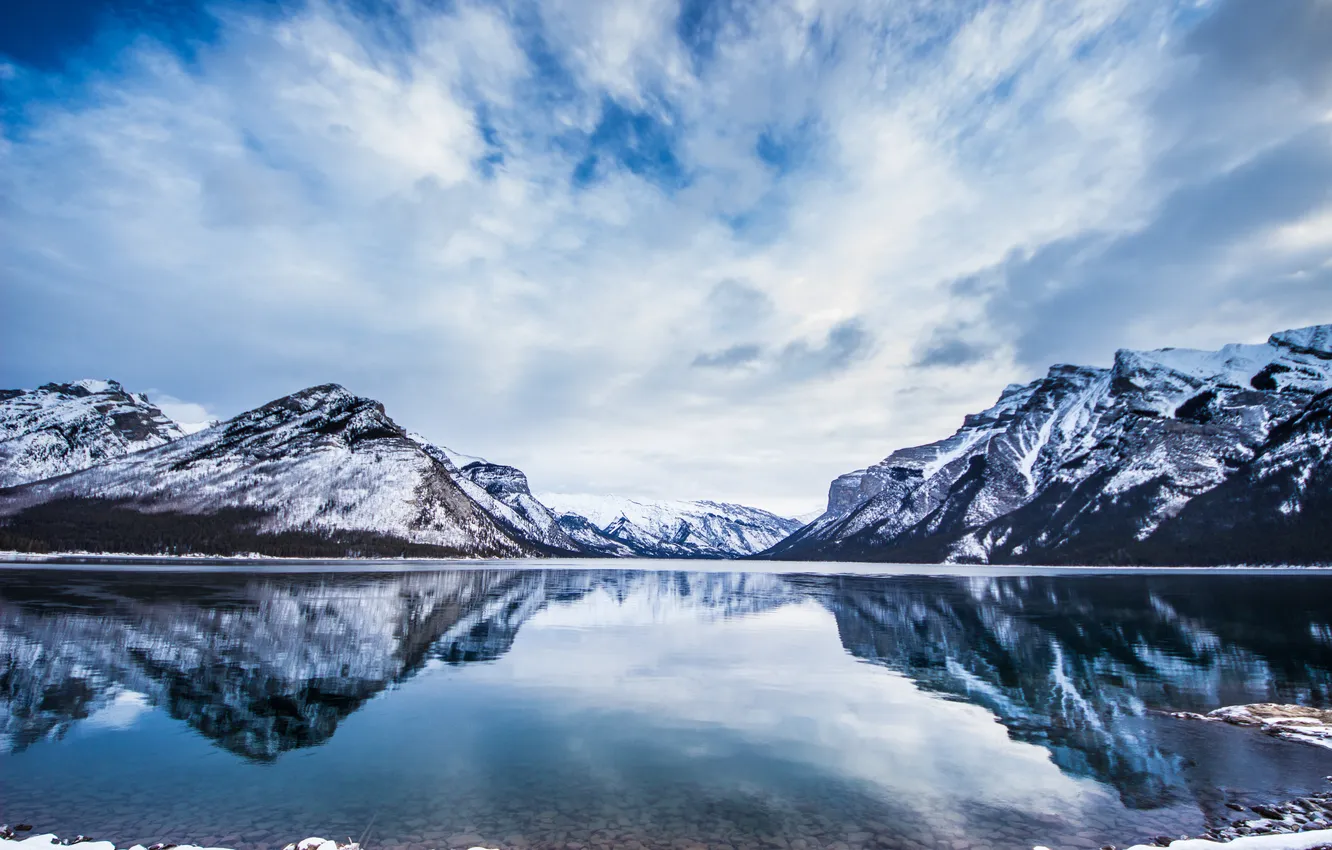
[768,325,1332,564]
[0,385,539,557]
[1136,385,1332,565]
[0,379,184,488]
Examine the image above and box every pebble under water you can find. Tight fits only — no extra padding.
[2,563,1332,850]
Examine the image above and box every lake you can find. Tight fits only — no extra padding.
[2,563,1331,850]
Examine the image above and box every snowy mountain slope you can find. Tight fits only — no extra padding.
[1136,385,1332,564]
[767,324,1332,564]
[550,510,640,557]
[0,379,184,488]
[0,385,541,558]
[540,493,803,558]
[407,435,584,555]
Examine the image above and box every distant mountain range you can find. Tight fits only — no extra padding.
[767,324,1332,565]
[539,493,803,558]
[0,381,795,559]
[2,322,1330,563]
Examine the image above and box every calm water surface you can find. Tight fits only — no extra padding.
[2,563,1331,850]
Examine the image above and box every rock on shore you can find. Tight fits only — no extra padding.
[1125,828,1332,850]
[0,834,503,850]
[1170,703,1332,749]
[0,834,375,850]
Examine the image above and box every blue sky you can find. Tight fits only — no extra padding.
[2,0,1331,514]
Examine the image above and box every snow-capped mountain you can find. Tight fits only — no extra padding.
[0,384,544,558]
[0,379,184,488]
[408,435,584,554]
[767,324,1332,565]
[0,379,790,560]
[540,493,803,558]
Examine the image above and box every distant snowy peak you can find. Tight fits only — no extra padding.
[769,323,1332,565]
[540,493,802,558]
[0,379,185,488]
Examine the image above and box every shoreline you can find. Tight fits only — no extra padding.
[8,793,1332,850]
[4,551,1332,575]
[0,837,371,850]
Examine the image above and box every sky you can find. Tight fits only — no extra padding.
[2,0,1331,516]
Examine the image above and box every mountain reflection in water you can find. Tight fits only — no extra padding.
[1,566,1331,850]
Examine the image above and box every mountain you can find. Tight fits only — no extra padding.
[0,379,184,488]
[0,379,789,560]
[766,324,1332,565]
[408,435,584,555]
[540,493,803,558]
[0,384,547,558]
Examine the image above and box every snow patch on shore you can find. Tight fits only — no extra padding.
[1170,703,1332,749]
[0,837,227,850]
[1,835,501,850]
[1125,828,1332,850]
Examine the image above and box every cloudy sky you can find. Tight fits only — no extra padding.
[3,0,1331,515]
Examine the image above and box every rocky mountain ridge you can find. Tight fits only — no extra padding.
[407,435,583,554]
[539,493,803,558]
[0,379,184,488]
[0,381,788,559]
[767,324,1332,564]
[0,384,547,558]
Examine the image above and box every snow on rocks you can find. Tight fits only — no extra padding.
[284,838,360,850]
[0,384,542,558]
[0,380,184,488]
[1170,704,1332,749]
[1123,832,1332,850]
[407,435,583,554]
[771,323,1332,565]
[0,836,499,850]
[1117,790,1332,848]
[1,836,119,850]
[0,834,371,850]
[539,493,803,558]
[0,834,230,850]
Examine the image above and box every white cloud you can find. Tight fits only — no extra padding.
[148,392,218,434]
[84,689,152,730]
[2,0,1329,515]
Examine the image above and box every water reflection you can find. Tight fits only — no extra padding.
[1,567,1331,850]
[802,573,1332,807]
[0,570,798,759]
